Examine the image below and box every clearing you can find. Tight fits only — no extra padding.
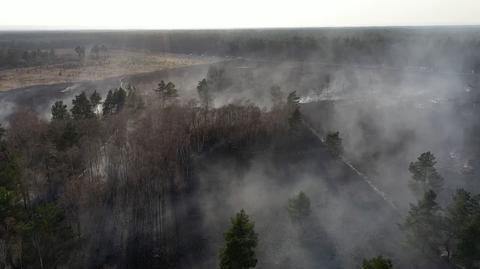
[0,49,220,91]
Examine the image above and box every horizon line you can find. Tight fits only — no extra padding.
[1,24,480,32]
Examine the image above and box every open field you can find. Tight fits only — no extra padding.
[0,49,221,91]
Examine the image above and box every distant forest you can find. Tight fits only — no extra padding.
[2,28,480,71]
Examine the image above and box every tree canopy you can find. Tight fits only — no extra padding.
[90,90,102,107]
[154,80,178,105]
[401,190,444,259]
[219,209,258,269]
[287,191,311,223]
[51,101,70,121]
[362,256,393,269]
[325,131,343,157]
[445,189,480,268]
[70,92,95,120]
[408,152,444,196]
[197,78,213,108]
[286,91,300,108]
[103,88,127,116]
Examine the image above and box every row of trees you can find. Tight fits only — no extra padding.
[0,87,141,268]
[227,36,318,60]
[0,122,76,268]
[74,45,108,61]
[0,44,108,69]
[401,188,480,268]
[0,48,56,68]
[52,87,134,121]
[363,151,479,268]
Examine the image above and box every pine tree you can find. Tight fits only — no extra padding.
[409,152,444,196]
[90,91,102,107]
[287,191,311,223]
[454,215,480,269]
[286,91,300,108]
[0,149,21,191]
[51,101,70,121]
[154,80,178,105]
[58,122,79,149]
[103,88,127,116]
[24,203,76,269]
[219,209,258,269]
[197,78,212,108]
[400,190,445,258]
[445,189,480,267]
[0,186,24,267]
[70,92,94,120]
[362,256,393,269]
[113,87,127,112]
[288,107,302,129]
[325,131,343,157]
[103,90,114,116]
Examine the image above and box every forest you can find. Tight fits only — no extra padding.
[0,27,480,268]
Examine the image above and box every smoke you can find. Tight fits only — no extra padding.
[310,63,473,206]
[0,100,16,125]
[166,33,480,269]
[1,29,479,268]
[192,139,409,268]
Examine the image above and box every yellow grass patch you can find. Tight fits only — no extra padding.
[0,49,219,91]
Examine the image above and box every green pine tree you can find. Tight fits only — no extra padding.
[400,190,445,259]
[219,209,258,269]
[51,101,70,121]
[103,90,114,116]
[288,107,302,129]
[154,80,178,105]
[446,189,480,267]
[362,256,393,269]
[58,121,79,149]
[113,87,127,112]
[70,92,95,120]
[90,90,102,108]
[197,78,212,108]
[286,91,300,108]
[24,203,76,269]
[287,191,311,223]
[408,152,444,196]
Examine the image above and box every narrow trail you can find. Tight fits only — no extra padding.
[302,119,401,213]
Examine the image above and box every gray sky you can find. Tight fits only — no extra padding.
[1,0,479,30]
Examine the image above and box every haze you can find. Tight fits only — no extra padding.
[2,3,480,268]
[1,0,480,30]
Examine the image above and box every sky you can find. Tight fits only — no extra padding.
[1,0,479,30]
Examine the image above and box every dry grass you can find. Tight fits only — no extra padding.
[0,49,219,91]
